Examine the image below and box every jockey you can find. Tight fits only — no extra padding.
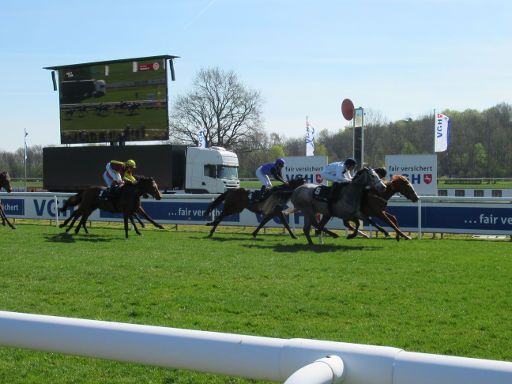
[255,158,288,195]
[103,160,125,188]
[320,157,357,184]
[320,157,357,214]
[123,159,137,183]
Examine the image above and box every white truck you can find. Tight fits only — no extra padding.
[43,144,240,194]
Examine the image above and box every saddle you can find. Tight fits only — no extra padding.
[248,188,270,203]
[100,185,123,201]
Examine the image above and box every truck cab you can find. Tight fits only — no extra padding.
[185,146,240,193]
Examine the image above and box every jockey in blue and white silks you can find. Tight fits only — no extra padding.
[255,158,287,196]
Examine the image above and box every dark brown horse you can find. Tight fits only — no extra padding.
[0,171,15,229]
[204,177,305,238]
[59,177,163,238]
[344,175,419,241]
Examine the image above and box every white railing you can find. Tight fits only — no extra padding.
[0,311,511,384]
[1,192,512,236]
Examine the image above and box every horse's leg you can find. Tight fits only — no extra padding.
[59,213,75,228]
[383,211,411,240]
[136,206,164,229]
[123,214,130,238]
[75,213,88,234]
[302,210,316,245]
[253,211,297,239]
[346,219,361,239]
[0,209,15,229]
[365,217,390,237]
[129,215,141,235]
[315,215,339,238]
[207,212,229,238]
[275,211,298,239]
[65,211,81,233]
[343,219,360,239]
[133,213,145,228]
[74,208,94,235]
[344,218,370,239]
[374,211,408,241]
[252,214,274,238]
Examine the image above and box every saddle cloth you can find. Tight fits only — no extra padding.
[313,185,330,202]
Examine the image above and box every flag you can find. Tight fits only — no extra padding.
[196,129,206,148]
[434,113,450,152]
[24,129,28,160]
[305,118,315,156]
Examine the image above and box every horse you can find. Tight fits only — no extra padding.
[263,167,386,245]
[59,177,163,238]
[204,177,305,238]
[0,171,16,229]
[343,175,419,241]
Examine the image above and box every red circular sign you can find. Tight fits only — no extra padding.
[341,99,355,120]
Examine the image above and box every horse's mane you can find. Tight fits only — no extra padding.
[391,175,409,184]
[134,175,154,182]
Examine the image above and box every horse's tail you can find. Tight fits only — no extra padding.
[261,190,294,216]
[59,191,83,213]
[204,191,228,217]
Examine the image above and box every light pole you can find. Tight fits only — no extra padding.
[353,107,364,167]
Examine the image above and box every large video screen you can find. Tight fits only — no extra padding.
[52,56,172,144]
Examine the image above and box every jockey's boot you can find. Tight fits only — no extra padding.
[100,188,110,200]
[259,185,269,201]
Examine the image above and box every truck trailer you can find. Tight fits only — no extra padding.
[43,144,239,193]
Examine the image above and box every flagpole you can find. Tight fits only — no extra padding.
[433,108,436,154]
[24,129,28,192]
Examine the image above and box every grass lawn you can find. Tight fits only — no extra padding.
[0,222,511,383]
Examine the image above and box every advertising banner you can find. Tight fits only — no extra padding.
[283,156,327,185]
[385,154,437,196]
[3,193,512,236]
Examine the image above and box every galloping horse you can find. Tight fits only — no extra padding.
[0,171,15,229]
[204,177,305,238]
[263,168,386,245]
[344,175,419,241]
[59,177,163,238]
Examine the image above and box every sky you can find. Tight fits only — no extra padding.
[0,0,510,152]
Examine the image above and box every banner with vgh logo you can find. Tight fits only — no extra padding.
[385,154,437,196]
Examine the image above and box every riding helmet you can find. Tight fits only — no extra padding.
[275,158,285,167]
[125,159,137,168]
[344,157,357,167]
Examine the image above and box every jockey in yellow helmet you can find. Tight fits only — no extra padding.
[123,159,137,183]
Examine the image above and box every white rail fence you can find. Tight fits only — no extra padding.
[1,192,512,236]
[0,311,511,384]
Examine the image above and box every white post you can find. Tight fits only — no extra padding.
[54,195,59,227]
[418,199,422,239]
[284,355,345,384]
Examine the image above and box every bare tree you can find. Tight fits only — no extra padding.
[169,68,264,150]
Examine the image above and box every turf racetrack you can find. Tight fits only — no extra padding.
[0,223,511,383]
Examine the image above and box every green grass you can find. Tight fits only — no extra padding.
[0,222,511,383]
